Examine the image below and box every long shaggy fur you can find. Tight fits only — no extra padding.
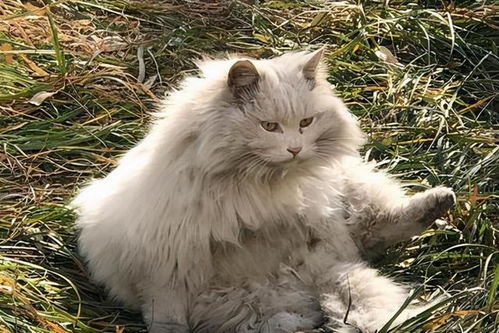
[72,50,455,333]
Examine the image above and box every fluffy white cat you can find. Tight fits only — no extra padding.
[72,49,455,333]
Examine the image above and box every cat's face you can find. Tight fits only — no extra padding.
[237,93,346,168]
[241,90,347,166]
[215,50,364,175]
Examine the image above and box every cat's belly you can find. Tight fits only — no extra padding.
[194,223,321,332]
[190,274,322,333]
[209,222,310,285]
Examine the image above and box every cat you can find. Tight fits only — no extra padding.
[72,49,455,333]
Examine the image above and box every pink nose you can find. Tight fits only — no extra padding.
[287,146,302,157]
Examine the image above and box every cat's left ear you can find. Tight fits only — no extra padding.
[302,48,325,82]
[228,60,260,98]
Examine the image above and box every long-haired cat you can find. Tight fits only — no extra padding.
[72,49,455,333]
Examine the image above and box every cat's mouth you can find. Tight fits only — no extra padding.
[269,156,305,167]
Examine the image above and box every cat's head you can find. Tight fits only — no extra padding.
[166,50,365,181]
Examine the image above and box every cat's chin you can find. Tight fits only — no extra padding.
[267,156,325,174]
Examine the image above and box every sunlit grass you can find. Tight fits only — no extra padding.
[0,0,497,332]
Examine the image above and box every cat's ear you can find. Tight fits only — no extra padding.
[228,60,260,98]
[302,48,325,82]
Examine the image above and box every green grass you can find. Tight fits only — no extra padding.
[0,0,497,332]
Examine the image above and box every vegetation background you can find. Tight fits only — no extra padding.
[0,0,497,332]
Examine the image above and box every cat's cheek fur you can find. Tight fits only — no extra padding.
[73,51,452,333]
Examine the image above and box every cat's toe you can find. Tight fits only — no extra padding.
[417,187,456,223]
[428,186,456,211]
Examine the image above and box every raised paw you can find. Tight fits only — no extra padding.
[149,322,189,333]
[407,186,456,225]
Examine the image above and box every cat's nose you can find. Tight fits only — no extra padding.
[287,146,302,157]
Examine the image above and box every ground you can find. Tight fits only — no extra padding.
[0,0,497,332]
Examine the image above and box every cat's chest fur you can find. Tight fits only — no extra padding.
[206,171,350,285]
[199,175,309,242]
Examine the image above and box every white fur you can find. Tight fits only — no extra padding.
[72,51,454,333]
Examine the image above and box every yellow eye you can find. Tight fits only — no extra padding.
[261,121,279,132]
[300,117,314,128]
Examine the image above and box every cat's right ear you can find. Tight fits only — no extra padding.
[228,60,260,99]
[302,48,324,83]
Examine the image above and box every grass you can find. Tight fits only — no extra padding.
[0,0,497,332]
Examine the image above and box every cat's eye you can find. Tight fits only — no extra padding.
[299,117,314,128]
[261,121,279,132]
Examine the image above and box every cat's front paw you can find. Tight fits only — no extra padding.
[148,322,189,333]
[409,186,456,225]
[423,186,456,215]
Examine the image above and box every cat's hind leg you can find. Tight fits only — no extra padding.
[139,284,190,333]
[317,262,433,333]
